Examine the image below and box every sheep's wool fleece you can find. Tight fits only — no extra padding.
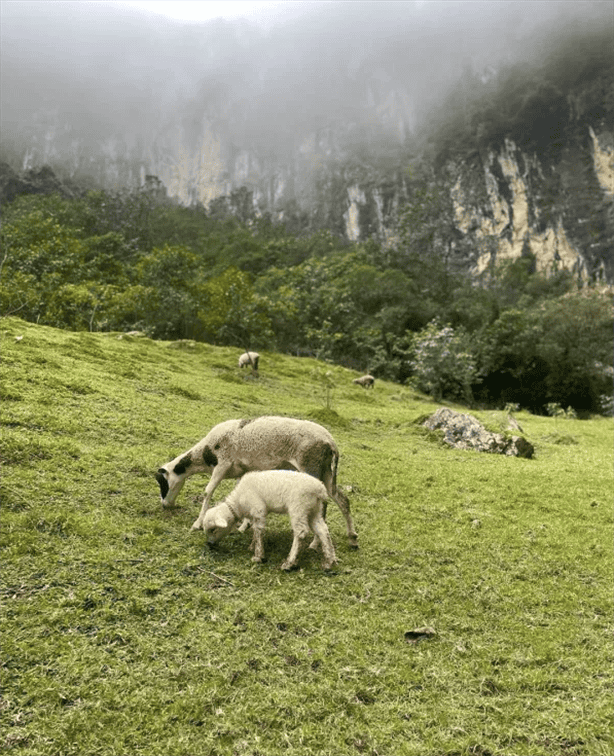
[200,417,337,458]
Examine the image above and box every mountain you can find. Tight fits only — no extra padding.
[1,1,612,279]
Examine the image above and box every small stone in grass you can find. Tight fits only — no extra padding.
[404,627,436,644]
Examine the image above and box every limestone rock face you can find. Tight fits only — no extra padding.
[3,3,611,280]
[423,408,534,458]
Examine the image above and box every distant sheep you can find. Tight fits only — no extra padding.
[238,351,259,370]
[155,416,358,548]
[353,375,375,389]
[203,470,337,571]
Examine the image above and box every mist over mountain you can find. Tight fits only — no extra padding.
[2,0,613,278]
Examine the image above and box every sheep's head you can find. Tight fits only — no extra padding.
[156,453,191,506]
[202,504,238,545]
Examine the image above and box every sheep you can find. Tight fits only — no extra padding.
[353,375,375,389]
[238,351,259,370]
[203,470,337,571]
[155,415,358,548]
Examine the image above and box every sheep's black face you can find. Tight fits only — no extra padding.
[156,464,186,506]
[155,469,169,500]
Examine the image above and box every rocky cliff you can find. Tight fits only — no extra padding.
[2,1,612,280]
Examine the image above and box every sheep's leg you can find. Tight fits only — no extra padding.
[317,456,359,550]
[191,464,232,531]
[310,514,337,571]
[310,488,359,550]
[332,487,358,549]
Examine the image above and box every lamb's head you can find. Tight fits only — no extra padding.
[202,503,239,545]
[155,453,192,506]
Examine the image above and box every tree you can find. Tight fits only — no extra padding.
[0,208,87,324]
[199,267,272,349]
[475,288,613,412]
[127,244,206,339]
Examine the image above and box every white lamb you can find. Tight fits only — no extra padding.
[203,470,337,571]
[156,416,358,548]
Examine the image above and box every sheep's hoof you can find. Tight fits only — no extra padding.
[281,561,298,572]
[191,520,203,531]
[251,555,266,564]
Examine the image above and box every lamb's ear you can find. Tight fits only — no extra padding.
[212,512,229,529]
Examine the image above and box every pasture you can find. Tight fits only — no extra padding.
[1,316,612,756]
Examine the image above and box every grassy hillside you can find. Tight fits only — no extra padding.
[1,317,612,756]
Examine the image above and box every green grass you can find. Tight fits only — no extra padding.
[1,316,612,756]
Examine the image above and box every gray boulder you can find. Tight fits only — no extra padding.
[423,408,534,458]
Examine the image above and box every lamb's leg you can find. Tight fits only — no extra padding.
[308,499,327,550]
[281,518,309,571]
[310,514,337,571]
[238,518,252,533]
[250,522,266,563]
[191,464,232,531]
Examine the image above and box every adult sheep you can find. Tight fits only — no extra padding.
[238,351,259,370]
[352,375,375,389]
[155,416,358,548]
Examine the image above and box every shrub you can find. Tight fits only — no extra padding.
[407,320,477,403]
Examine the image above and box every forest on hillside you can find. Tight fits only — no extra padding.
[2,6,612,415]
[1,181,612,416]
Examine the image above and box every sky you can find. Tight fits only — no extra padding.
[116,0,315,26]
[2,0,611,181]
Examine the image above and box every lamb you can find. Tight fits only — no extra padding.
[352,375,375,389]
[238,351,259,370]
[155,415,358,548]
[203,470,337,571]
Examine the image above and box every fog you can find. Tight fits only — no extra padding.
[1,0,611,174]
